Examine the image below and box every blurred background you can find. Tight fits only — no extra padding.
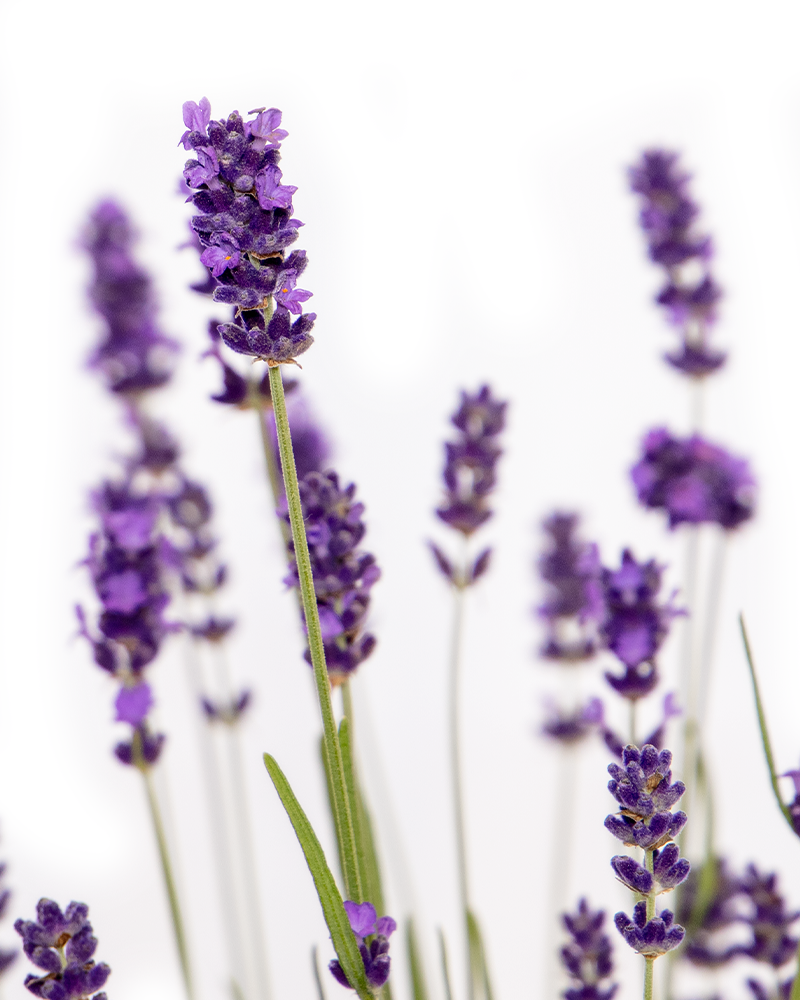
[2,2,800,999]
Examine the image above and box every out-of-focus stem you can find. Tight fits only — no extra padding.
[140,763,195,1000]
[629,699,637,745]
[695,532,727,732]
[680,526,700,818]
[267,362,361,902]
[449,568,474,1000]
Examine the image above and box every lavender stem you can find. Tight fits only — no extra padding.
[267,362,362,903]
[644,849,656,1000]
[447,545,475,1000]
[140,765,195,1000]
[629,699,638,745]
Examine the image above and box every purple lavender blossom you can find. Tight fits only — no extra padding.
[15,899,110,999]
[781,763,800,837]
[538,513,603,661]
[560,899,617,1000]
[629,150,726,379]
[601,550,680,702]
[677,857,748,968]
[181,100,316,362]
[614,901,684,957]
[611,843,690,896]
[739,865,800,968]
[435,386,507,538]
[605,744,687,850]
[748,978,795,1000]
[82,200,178,395]
[285,471,379,682]
[631,429,756,531]
[329,901,396,990]
[0,856,16,978]
[542,697,603,745]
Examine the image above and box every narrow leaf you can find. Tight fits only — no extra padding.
[263,753,373,1000]
[467,910,495,1000]
[407,918,430,1000]
[438,929,453,1000]
[791,938,800,1000]
[739,615,795,833]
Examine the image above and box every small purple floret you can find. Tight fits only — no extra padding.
[614,901,685,956]
[561,899,617,1000]
[329,900,396,990]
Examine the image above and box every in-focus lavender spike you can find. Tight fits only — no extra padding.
[15,899,110,999]
[181,100,315,362]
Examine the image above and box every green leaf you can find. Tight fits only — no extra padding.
[406,918,430,1000]
[263,754,373,1000]
[319,735,347,886]
[739,614,795,833]
[791,938,800,1000]
[467,910,495,1000]
[437,929,454,1000]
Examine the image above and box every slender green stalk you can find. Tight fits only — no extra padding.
[267,363,361,902]
[257,406,292,548]
[789,939,800,1000]
[438,930,454,1000]
[644,850,656,1000]
[449,577,477,1000]
[140,767,195,1000]
[629,699,637,745]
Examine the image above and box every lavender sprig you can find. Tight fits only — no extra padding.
[629,150,725,380]
[181,99,315,362]
[15,900,110,999]
[606,745,689,1000]
[560,900,617,1000]
[329,902,396,991]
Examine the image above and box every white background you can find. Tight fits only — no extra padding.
[2,3,800,1000]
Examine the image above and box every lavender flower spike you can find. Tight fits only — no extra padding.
[605,744,687,850]
[82,200,179,395]
[629,150,726,378]
[632,428,756,531]
[538,513,603,662]
[560,899,617,1000]
[284,471,380,682]
[329,901,396,990]
[15,899,110,999]
[601,550,681,702]
[436,386,507,538]
[181,100,315,362]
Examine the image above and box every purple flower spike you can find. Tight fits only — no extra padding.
[605,744,687,850]
[81,201,179,396]
[561,899,617,1000]
[435,386,507,537]
[629,150,726,380]
[601,550,681,701]
[181,101,315,362]
[632,428,756,531]
[538,513,603,662]
[739,865,800,968]
[329,900,396,990]
[15,899,110,999]
[614,901,685,956]
[677,857,747,968]
[284,471,379,682]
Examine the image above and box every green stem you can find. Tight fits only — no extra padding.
[267,363,362,902]
[449,578,475,1000]
[644,850,655,1000]
[140,767,195,1000]
[629,699,637,746]
[257,406,292,547]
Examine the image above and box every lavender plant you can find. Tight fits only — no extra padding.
[606,745,690,999]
